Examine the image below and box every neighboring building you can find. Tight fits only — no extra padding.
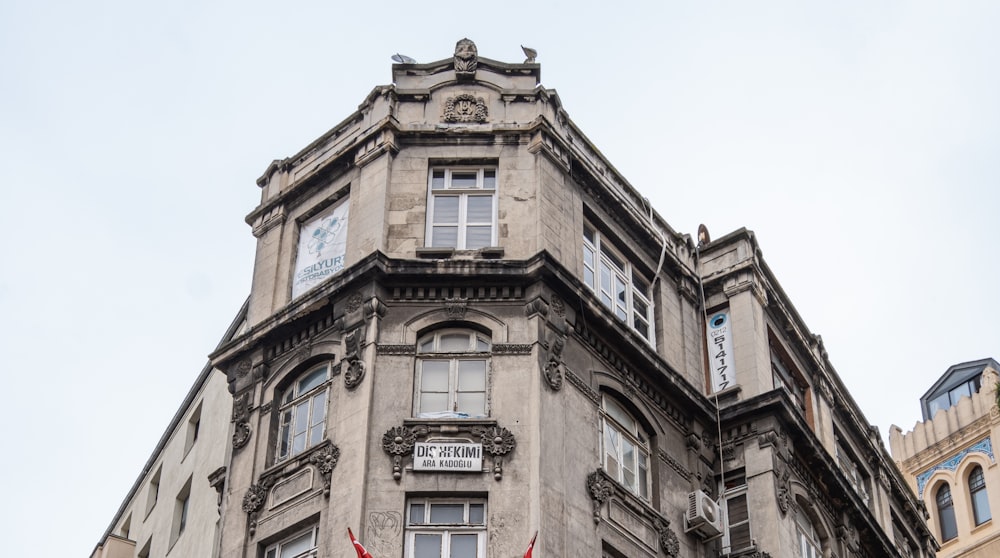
[90,306,247,558]
[96,39,936,558]
[890,358,1000,558]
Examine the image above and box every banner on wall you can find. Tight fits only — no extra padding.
[707,311,736,393]
[291,198,350,299]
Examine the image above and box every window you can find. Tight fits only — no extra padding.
[772,352,806,412]
[723,474,751,553]
[265,525,319,558]
[145,466,161,517]
[928,376,982,417]
[415,330,490,418]
[582,225,654,344]
[936,483,958,541]
[406,498,487,558]
[137,538,151,558]
[836,434,870,506]
[602,396,650,499]
[276,364,331,462]
[970,466,992,526]
[184,402,202,456]
[795,508,821,558]
[427,167,497,249]
[119,513,131,540]
[170,477,192,545]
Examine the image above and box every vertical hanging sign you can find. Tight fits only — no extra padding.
[292,198,350,299]
[707,311,736,392]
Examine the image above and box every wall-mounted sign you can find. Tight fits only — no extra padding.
[413,442,483,472]
[292,198,349,299]
[707,311,736,393]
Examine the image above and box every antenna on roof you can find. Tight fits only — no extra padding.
[391,53,417,64]
[521,45,538,63]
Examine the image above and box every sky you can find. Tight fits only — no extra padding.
[1,1,998,556]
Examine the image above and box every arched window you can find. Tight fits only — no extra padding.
[936,483,958,541]
[415,330,490,418]
[276,363,331,462]
[795,507,821,558]
[601,396,650,499]
[969,466,992,526]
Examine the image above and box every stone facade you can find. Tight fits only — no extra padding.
[95,40,935,558]
[890,359,1000,557]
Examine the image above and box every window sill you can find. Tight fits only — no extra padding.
[416,247,504,259]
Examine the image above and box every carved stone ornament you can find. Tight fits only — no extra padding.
[382,426,417,481]
[346,292,364,313]
[444,298,468,319]
[453,37,477,74]
[232,421,252,450]
[542,334,565,391]
[474,425,517,480]
[343,326,366,390]
[236,359,252,378]
[232,390,253,450]
[242,483,267,514]
[477,425,516,456]
[586,470,613,524]
[242,482,269,535]
[775,465,791,516]
[443,94,488,123]
[551,296,565,317]
[653,518,680,558]
[308,443,341,497]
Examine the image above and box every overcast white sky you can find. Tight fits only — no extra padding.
[1,1,998,556]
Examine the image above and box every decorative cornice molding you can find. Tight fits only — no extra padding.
[566,370,601,405]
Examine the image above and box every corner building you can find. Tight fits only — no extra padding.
[206,40,935,558]
[890,359,1000,558]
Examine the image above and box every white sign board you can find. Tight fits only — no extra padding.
[707,311,736,393]
[413,442,483,472]
[292,198,349,299]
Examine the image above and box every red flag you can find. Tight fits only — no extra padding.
[523,531,538,558]
[348,527,372,558]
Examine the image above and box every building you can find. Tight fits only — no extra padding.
[96,39,935,558]
[90,307,246,558]
[890,358,1000,557]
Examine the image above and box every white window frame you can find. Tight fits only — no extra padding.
[426,167,498,250]
[414,330,490,418]
[405,498,487,558]
[795,508,822,558]
[265,525,319,558]
[276,363,331,462]
[722,480,752,554]
[583,224,654,345]
[601,396,650,500]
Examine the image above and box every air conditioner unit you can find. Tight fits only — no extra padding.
[684,490,722,538]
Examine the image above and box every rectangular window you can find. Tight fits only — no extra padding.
[406,498,487,558]
[582,224,654,345]
[265,525,319,558]
[170,477,192,546]
[144,466,161,518]
[835,433,870,506]
[184,402,202,456]
[427,167,497,250]
[277,364,331,462]
[723,475,752,554]
[137,538,151,558]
